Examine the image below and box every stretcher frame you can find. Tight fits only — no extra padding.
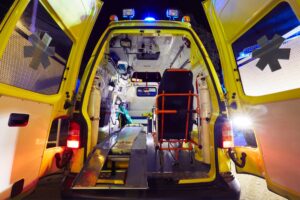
[155,91,201,161]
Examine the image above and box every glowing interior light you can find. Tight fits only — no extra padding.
[144,17,155,21]
[232,115,253,129]
[108,85,114,91]
[131,78,143,82]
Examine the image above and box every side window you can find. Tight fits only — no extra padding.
[232,2,300,96]
[0,0,14,25]
[0,1,72,95]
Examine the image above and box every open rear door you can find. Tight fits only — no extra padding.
[0,0,102,199]
[203,0,300,199]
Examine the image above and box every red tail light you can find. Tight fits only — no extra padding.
[222,121,234,148]
[67,121,80,149]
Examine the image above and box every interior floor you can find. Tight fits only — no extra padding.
[73,125,210,189]
[146,133,210,179]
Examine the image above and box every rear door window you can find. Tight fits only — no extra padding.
[0,1,72,95]
[232,2,300,96]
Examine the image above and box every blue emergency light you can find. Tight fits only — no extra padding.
[123,9,135,19]
[144,17,156,22]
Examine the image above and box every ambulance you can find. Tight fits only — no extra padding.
[0,0,299,199]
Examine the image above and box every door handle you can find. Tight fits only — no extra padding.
[8,113,29,127]
[228,148,247,168]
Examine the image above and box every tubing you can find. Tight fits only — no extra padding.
[197,73,211,164]
[88,76,101,150]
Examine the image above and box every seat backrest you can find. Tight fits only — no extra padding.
[157,69,194,140]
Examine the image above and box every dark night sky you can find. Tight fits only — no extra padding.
[80,0,209,76]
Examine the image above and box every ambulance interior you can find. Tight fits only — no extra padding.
[80,33,216,187]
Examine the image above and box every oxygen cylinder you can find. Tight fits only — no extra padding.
[197,73,212,164]
[88,76,101,150]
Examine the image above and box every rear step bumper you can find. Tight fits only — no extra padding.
[61,174,241,200]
